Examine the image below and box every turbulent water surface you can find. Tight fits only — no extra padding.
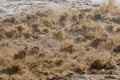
[0,0,120,80]
[0,0,120,18]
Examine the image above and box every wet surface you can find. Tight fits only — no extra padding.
[0,0,120,18]
[0,0,120,80]
[0,0,92,18]
[0,0,119,18]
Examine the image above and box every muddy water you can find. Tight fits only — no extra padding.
[0,0,120,80]
[0,0,119,18]
[0,0,94,18]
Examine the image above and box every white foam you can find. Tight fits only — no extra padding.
[0,0,119,18]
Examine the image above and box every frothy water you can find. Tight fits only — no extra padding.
[0,0,120,18]
[91,0,108,4]
[91,0,120,5]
